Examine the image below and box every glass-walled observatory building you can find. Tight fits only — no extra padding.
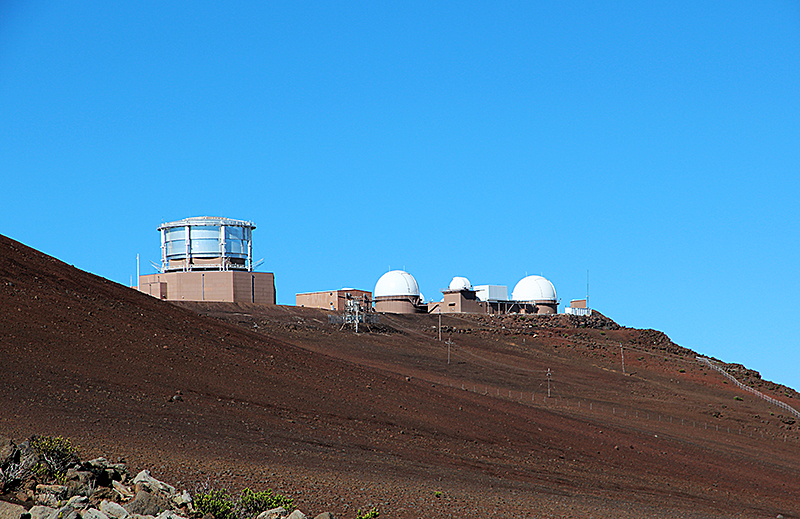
[139,216,275,304]
[159,216,255,272]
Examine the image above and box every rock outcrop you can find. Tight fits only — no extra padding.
[0,438,333,519]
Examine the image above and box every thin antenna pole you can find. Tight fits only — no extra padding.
[446,338,452,365]
[439,313,442,341]
[136,254,140,290]
[586,269,589,308]
[547,368,552,398]
[620,343,625,375]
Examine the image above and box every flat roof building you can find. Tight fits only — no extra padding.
[428,277,487,314]
[139,216,275,304]
[296,289,372,312]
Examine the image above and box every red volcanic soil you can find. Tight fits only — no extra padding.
[1,233,799,518]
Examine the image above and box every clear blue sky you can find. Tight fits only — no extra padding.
[2,1,799,390]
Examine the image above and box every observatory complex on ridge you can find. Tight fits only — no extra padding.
[297,269,569,316]
[138,217,276,304]
[135,218,580,315]
[425,273,558,315]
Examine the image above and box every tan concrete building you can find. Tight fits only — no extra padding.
[138,216,276,304]
[427,289,487,314]
[139,271,275,304]
[428,278,488,314]
[296,289,372,312]
[565,298,591,316]
[426,276,556,315]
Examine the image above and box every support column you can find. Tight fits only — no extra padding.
[160,228,167,273]
[247,227,253,271]
[184,225,191,272]
[219,225,226,271]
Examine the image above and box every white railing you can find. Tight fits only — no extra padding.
[564,307,591,316]
[697,356,800,419]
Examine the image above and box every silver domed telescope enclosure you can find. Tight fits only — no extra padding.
[159,217,255,273]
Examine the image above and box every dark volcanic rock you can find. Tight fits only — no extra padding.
[123,491,168,516]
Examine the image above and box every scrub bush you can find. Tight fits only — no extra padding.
[31,435,79,481]
[194,489,237,519]
[194,487,295,519]
[240,487,294,516]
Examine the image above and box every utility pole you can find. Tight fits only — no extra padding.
[547,368,552,398]
[620,343,625,375]
[446,337,453,365]
[439,313,442,341]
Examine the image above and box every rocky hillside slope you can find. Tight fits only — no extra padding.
[1,234,799,518]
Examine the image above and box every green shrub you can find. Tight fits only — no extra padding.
[355,509,379,519]
[194,486,295,519]
[734,396,743,401]
[240,488,294,517]
[31,436,79,481]
[195,489,237,519]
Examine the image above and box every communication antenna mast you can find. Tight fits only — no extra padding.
[586,269,590,308]
[342,294,360,333]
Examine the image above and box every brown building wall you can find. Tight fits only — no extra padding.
[428,290,487,314]
[139,281,168,299]
[296,291,338,311]
[139,271,275,304]
[535,302,557,314]
[374,296,421,314]
[296,290,372,312]
[570,299,587,309]
[252,273,277,304]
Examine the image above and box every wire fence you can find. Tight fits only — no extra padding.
[379,314,799,444]
[697,356,800,419]
[442,379,799,445]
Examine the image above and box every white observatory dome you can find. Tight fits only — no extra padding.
[512,275,557,302]
[374,270,420,298]
[448,276,472,291]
